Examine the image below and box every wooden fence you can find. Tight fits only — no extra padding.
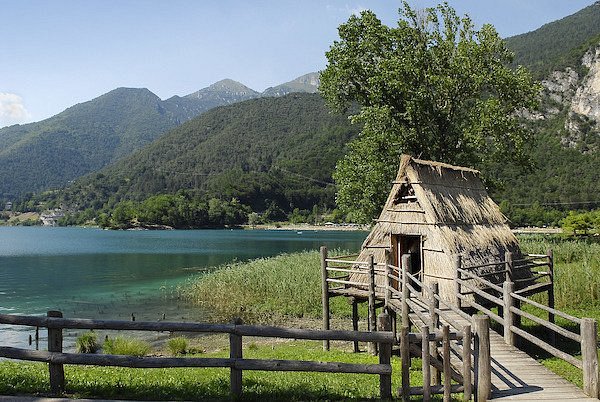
[322,248,491,401]
[0,311,395,398]
[457,251,600,399]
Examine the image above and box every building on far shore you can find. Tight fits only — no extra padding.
[40,210,65,227]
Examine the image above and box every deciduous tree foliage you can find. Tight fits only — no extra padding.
[320,2,540,223]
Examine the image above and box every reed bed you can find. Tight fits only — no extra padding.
[517,235,600,310]
[179,250,354,324]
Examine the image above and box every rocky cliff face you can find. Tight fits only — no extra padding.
[539,45,600,151]
[571,47,600,120]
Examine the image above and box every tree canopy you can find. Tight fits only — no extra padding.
[320,1,540,223]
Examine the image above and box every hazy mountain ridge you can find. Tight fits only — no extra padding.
[0,73,321,200]
[52,93,358,213]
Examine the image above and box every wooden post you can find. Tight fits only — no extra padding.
[429,283,441,385]
[473,315,491,402]
[581,318,599,398]
[401,254,410,329]
[443,325,451,402]
[462,325,472,402]
[320,246,330,351]
[400,325,410,402]
[422,325,431,401]
[454,255,462,310]
[368,254,377,355]
[503,281,515,346]
[230,317,243,397]
[547,249,556,346]
[505,251,513,282]
[505,251,520,331]
[378,312,392,400]
[351,297,360,353]
[47,310,64,395]
[384,249,392,311]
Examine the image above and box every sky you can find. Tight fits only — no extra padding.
[0,0,597,128]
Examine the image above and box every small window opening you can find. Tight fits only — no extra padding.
[394,182,417,204]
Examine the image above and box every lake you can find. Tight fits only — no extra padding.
[0,226,366,349]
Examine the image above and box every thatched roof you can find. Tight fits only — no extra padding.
[354,155,525,292]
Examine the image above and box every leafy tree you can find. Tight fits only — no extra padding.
[320,1,540,223]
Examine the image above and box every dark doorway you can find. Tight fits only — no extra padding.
[395,235,422,290]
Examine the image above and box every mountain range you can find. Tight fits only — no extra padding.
[0,73,320,200]
[2,2,600,227]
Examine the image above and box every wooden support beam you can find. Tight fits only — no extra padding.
[320,246,330,351]
[47,310,64,395]
[473,315,491,402]
[503,281,515,347]
[462,325,472,402]
[378,313,392,400]
[368,254,377,355]
[230,317,243,397]
[581,318,599,398]
[547,248,556,347]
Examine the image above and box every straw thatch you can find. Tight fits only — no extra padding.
[351,155,530,302]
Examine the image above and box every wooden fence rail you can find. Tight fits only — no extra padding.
[457,251,600,399]
[0,311,395,399]
[322,248,488,401]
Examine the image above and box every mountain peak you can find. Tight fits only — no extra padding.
[185,79,259,101]
[262,72,320,97]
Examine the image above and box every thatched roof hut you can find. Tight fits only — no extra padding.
[352,155,529,302]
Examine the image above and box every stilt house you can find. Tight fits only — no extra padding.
[351,155,530,302]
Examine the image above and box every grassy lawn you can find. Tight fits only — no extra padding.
[0,340,455,401]
[1,235,598,400]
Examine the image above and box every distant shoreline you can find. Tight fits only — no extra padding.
[243,223,370,232]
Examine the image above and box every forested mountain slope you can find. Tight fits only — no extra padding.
[55,93,359,213]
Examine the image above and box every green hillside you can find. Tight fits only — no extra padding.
[505,2,600,78]
[0,88,198,200]
[51,93,359,216]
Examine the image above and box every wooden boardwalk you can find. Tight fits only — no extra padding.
[440,310,597,401]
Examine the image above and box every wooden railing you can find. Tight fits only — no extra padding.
[0,311,395,399]
[457,251,600,399]
[321,247,490,401]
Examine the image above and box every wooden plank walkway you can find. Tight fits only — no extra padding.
[441,310,597,401]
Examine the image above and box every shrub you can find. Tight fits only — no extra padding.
[75,331,99,354]
[103,336,151,357]
[167,336,188,356]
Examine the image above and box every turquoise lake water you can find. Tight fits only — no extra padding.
[0,227,366,349]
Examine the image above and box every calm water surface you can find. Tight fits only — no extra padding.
[0,227,366,348]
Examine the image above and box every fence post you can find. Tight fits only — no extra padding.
[547,249,556,346]
[47,310,64,395]
[581,318,599,398]
[377,312,392,400]
[320,246,330,351]
[368,254,378,355]
[429,283,441,385]
[473,315,491,402]
[462,325,472,402]
[384,249,392,312]
[401,254,410,329]
[400,325,410,402]
[443,325,452,402]
[230,317,243,397]
[503,281,515,346]
[422,325,431,401]
[505,251,513,282]
[454,255,462,310]
[351,297,360,353]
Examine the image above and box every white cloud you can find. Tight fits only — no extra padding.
[0,93,31,127]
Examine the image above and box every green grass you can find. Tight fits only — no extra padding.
[0,341,456,400]
[102,336,151,357]
[75,331,99,354]
[167,336,188,356]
